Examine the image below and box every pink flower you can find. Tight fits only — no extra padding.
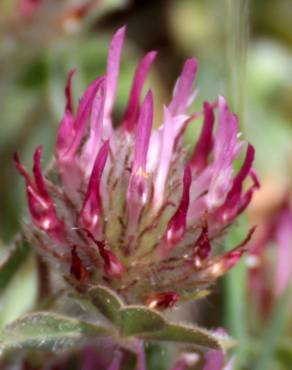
[249,195,292,318]
[18,0,42,19]
[15,27,259,306]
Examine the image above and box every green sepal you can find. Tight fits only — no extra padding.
[120,306,166,336]
[88,285,124,324]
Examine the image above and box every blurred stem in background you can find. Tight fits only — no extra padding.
[225,0,249,126]
[223,0,250,369]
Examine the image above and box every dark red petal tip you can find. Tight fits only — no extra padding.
[146,291,180,310]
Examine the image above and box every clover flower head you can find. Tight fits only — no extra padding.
[15,27,259,307]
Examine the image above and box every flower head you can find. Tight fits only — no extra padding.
[15,27,259,306]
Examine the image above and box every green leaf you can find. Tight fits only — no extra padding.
[0,312,113,354]
[0,237,30,294]
[120,306,166,336]
[88,285,124,324]
[141,323,233,351]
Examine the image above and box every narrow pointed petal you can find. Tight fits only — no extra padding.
[65,69,76,114]
[190,102,214,172]
[132,90,153,173]
[216,144,256,222]
[70,246,89,283]
[146,291,180,310]
[169,58,198,115]
[80,141,109,234]
[237,169,260,216]
[126,92,154,234]
[14,150,65,242]
[153,108,188,210]
[104,26,126,135]
[192,218,211,262]
[81,79,106,176]
[205,227,256,280]
[122,51,157,132]
[164,166,192,247]
[56,109,75,159]
[95,241,124,279]
[64,77,104,160]
[206,96,241,209]
[33,146,51,201]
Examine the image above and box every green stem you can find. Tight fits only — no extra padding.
[223,217,249,370]
[253,292,289,370]
[225,0,249,126]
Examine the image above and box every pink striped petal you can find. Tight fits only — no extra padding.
[192,219,211,261]
[14,148,64,243]
[65,69,76,114]
[215,144,256,223]
[206,96,240,209]
[64,77,103,160]
[132,90,153,173]
[122,51,157,132]
[190,102,214,172]
[104,26,126,136]
[81,78,106,176]
[164,166,192,247]
[146,291,180,310]
[80,141,109,235]
[169,58,198,115]
[127,91,153,232]
[153,108,188,210]
[96,240,124,279]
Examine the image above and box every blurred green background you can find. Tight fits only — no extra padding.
[0,0,292,368]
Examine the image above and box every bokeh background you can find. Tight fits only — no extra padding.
[0,1,292,369]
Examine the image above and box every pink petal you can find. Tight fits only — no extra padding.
[169,58,198,115]
[190,102,214,173]
[14,149,65,243]
[132,90,153,173]
[96,241,124,279]
[275,208,292,296]
[152,108,188,210]
[81,78,106,176]
[104,26,126,136]
[80,141,109,235]
[192,218,211,261]
[209,227,256,278]
[65,69,76,114]
[171,353,200,370]
[146,291,180,310]
[164,166,192,249]
[203,350,225,370]
[126,91,154,232]
[206,96,241,209]
[215,144,256,223]
[236,169,260,216]
[63,77,104,160]
[19,0,41,18]
[122,51,157,132]
[70,246,89,283]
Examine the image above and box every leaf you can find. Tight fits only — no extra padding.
[0,237,30,294]
[0,312,113,354]
[141,323,233,351]
[88,285,124,324]
[120,306,166,336]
